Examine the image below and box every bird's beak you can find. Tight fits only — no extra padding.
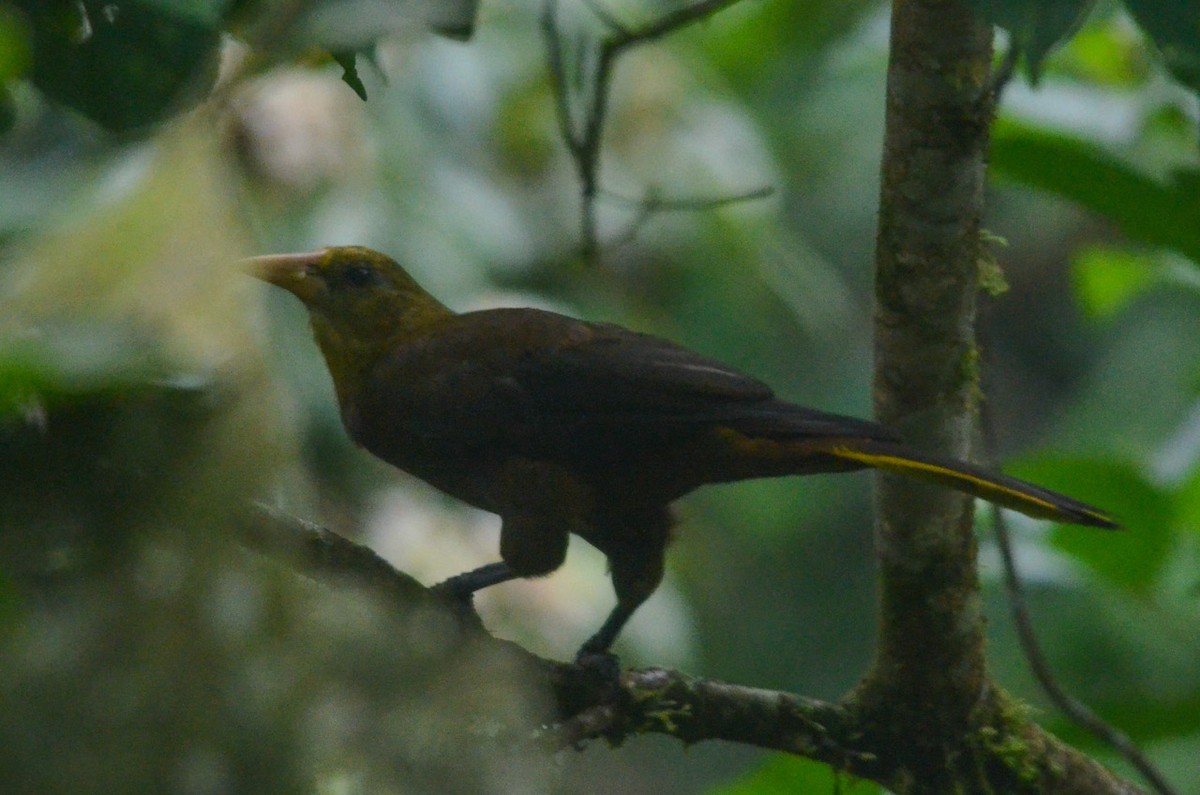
[243,250,328,303]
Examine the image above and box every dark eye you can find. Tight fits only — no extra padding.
[342,265,379,288]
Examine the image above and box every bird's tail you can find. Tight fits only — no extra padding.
[821,439,1119,529]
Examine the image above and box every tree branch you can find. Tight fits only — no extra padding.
[239,502,434,610]
[231,505,1145,794]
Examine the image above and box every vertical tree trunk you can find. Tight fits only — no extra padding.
[871,0,993,686]
[853,4,1148,793]
[861,0,997,786]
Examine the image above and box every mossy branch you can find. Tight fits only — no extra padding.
[234,505,1144,794]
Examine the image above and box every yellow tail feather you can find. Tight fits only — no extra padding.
[826,442,1118,529]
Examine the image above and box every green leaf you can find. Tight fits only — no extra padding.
[1007,457,1176,593]
[332,50,367,101]
[1124,0,1200,92]
[1175,465,1200,539]
[991,120,1200,266]
[16,0,220,132]
[966,0,1097,80]
[1058,695,1200,745]
[0,325,161,419]
[1071,245,1160,318]
[1065,20,1154,86]
[0,4,32,82]
[136,0,233,27]
[293,0,479,49]
[708,754,881,795]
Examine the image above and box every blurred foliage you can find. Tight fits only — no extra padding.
[991,119,1200,265]
[9,0,223,132]
[0,0,1198,793]
[967,0,1096,80]
[1124,0,1200,91]
[0,521,550,794]
[709,754,882,795]
[1011,457,1176,592]
[0,115,549,793]
[1071,244,1161,318]
[0,0,478,131]
[968,0,1200,89]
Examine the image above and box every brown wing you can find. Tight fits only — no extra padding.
[509,311,894,442]
[354,307,895,466]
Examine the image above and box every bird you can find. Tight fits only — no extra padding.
[248,245,1117,659]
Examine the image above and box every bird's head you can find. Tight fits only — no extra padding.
[246,246,454,388]
[246,245,452,340]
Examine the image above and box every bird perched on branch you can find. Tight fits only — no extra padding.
[248,246,1117,659]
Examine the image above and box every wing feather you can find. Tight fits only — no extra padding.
[357,308,895,461]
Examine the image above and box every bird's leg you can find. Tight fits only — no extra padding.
[578,601,640,658]
[573,551,661,687]
[432,561,517,600]
[429,563,517,635]
[574,518,668,674]
[574,601,638,689]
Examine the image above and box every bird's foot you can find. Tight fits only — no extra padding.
[574,647,622,696]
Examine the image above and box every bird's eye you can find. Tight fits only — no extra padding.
[342,265,379,288]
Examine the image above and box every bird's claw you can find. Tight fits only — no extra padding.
[574,648,623,695]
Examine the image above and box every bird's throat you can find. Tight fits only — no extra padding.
[308,317,390,413]
[307,297,455,415]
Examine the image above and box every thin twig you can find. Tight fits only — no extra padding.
[607,0,748,54]
[580,0,632,37]
[980,416,1177,795]
[542,0,580,156]
[990,507,1176,795]
[982,42,1020,105]
[598,185,775,211]
[541,0,754,261]
[541,0,600,256]
[599,185,774,249]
